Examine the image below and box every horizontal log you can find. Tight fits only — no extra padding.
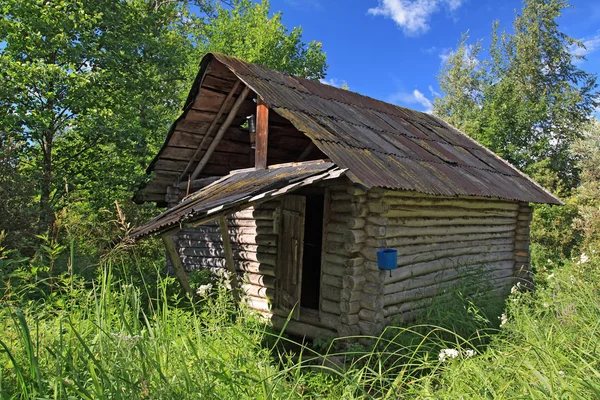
[386,252,515,284]
[318,311,340,330]
[367,224,516,239]
[322,274,343,288]
[321,299,341,315]
[339,300,360,314]
[180,257,275,276]
[343,243,364,253]
[368,216,516,228]
[340,313,360,325]
[340,288,361,302]
[321,284,341,302]
[178,242,277,255]
[322,263,346,277]
[382,197,519,210]
[242,285,275,299]
[381,206,518,219]
[384,266,515,307]
[243,273,275,288]
[358,320,384,336]
[178,233,278,246]
[326,232,345,243]
[245,295,272,313]
[345,229,367,244]
[358,308,384,323]
[347,218,365,229]
[364,244,514,269]
[331,193,352,201]
[229,209,275,220]
[361,238,514,261]
[343,275,365,291]
[345,257,364,267]
[271,316,336,339]
[385,260,514,295]
[366,231,515,248]
[324,242,353,257]
[347,186,367,196]
[324,253,347,264]
[181,248,277,266]
[359,294,383,311]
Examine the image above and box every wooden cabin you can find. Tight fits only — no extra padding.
[131,53,561,338]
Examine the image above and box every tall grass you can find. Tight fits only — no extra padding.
[1,244,599,398]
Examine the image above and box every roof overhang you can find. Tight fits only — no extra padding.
[130,161,345,240]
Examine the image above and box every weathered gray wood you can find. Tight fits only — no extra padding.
[218,216,241,306]
[162,234,192,296]
[275,195,306,320]
[190,85,251,180]
[366,230,515,248]
[180,80,241,181]
[367,224,517,239]
[386,252,515,284]
[363,244,514,269]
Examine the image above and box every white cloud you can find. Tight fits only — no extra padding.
[570,32,600,60]
[389,89,434,113]
[320,78,348,88]
[428,84,441,98]
[368,0,464,36]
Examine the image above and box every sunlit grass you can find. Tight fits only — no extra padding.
[1,247,599,399]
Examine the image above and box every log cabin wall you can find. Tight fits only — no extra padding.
[168,200,280,313]
[360,188,525,334]
[321,182,370,337]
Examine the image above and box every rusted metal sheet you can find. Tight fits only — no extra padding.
[210,53,560,205]
[130,162,344,240]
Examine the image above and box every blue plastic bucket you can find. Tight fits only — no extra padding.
[377,249,397,270]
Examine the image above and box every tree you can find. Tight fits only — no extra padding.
[0,0,197,239]
[0,0,328,252]
[196,0,327,79]
[434,0,599,190]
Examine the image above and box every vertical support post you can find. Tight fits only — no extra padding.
[255,97,269,169]
[162,233,193,297]
[218,215,241,306]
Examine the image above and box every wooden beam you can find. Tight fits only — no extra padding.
[162,234,193,297]
[297,142,315,162]
[190,85,251,180]
[179,80,241,182]
[218,216,242,306]
[255,97,269,169]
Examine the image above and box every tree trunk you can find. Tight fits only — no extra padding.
[38,129,55,236]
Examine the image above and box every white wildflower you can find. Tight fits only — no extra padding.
[558,370,565,376]
[438,348,459,361]
[196,283,213,296]
[499,313,508,327]
[511,282,522,294]
[577,253,590,264]
[463,349,476,358]
[570,275,576,285]
[547,273,555,280]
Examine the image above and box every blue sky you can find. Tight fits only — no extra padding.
[269,0,600,114]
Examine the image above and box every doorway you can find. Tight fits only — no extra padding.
[300,194,324,310]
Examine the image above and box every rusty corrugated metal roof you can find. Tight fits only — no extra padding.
[209,54,561,205]
[130,161,344,240]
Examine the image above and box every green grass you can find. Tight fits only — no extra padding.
[1,250,599,399]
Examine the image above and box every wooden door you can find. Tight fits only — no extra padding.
[276,195,306,320]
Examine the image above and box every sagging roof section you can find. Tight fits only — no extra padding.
[138,53,561,206]
[130,161,345,240]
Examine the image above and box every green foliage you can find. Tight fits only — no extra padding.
[434,0,599,189]
[197,0,327,79]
